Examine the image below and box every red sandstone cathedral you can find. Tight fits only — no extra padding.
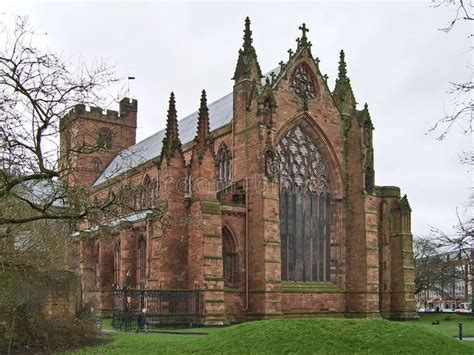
[61,19,416,324]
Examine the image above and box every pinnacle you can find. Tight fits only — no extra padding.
[164,91,180,152]
[196,89,210,143]
[338,50,347,80]
[400,194,412,212]
[243,16,253,51]
[233,17,262,81]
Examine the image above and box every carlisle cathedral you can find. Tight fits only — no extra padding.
[60,18,416,324]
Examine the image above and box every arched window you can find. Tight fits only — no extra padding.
[92,158,101,173]
[217,143,232,185]
[365,166,374,194]
[136,235,147,288]
[98,128,113,150]
[185,165,192,196]
[142,175,151,208]
[113,240,121,288]
[222,227,238,287]
[277,124,332,282]
[289,64,317,100]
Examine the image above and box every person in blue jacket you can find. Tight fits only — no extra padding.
[136,308,148,333]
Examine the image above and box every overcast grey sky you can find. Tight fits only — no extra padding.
[4,1,472,237]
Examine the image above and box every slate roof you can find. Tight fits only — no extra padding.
[94,68,280,187]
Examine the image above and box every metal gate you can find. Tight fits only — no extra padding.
[112,288,203,331]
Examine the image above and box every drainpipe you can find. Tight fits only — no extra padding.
[244,177,249,311]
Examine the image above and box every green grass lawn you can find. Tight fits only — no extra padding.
[71,317,474,354]
[416,312,474,337]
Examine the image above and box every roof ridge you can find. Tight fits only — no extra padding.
[93,69,278,187]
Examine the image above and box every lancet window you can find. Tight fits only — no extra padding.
[113,240,121,288]
[222,227,238,288]
[217,144,232,184]
[136,235,147,288]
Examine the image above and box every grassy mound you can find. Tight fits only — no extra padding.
[76,317,474,354]
[179,318,473,354]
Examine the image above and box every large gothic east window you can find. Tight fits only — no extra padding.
[277,125,332,282]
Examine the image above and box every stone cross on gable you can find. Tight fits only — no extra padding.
[299,23,309,38]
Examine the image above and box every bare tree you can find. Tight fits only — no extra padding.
[430,0,473,140]
[0,16,168,227]
[430,211,474,307]
[414,236,444,296]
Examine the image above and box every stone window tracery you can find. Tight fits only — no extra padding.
[98,128,113,150]
[217,143,232,185]
[289,64,316,100]
[277,125,332,282]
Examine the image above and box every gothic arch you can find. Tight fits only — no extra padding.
[222,225,239,288]
[276,114,342,197]
[289,62,318,100]
[276,116,342,283]
[92,158,102,173]
[142,174,152,207]
[217,143,232,185]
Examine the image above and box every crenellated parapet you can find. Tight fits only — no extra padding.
[59,97,138,188]
[61,97,137,128]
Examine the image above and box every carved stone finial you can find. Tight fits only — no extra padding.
[279,60,285,72]
[270,72,276,84]
[299,23,309,38]
[338,50,347,80]
[299,23,310,47]
[243,16,253,50]
[288,48,293,61]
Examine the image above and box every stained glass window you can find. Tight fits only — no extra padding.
[277,125,332,282]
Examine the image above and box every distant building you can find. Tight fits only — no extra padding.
[60,18,417,323]
[417,249,472,311]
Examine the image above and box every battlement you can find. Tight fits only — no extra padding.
[62,97,138,123]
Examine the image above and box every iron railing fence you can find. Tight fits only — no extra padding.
[112,287,203,331]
